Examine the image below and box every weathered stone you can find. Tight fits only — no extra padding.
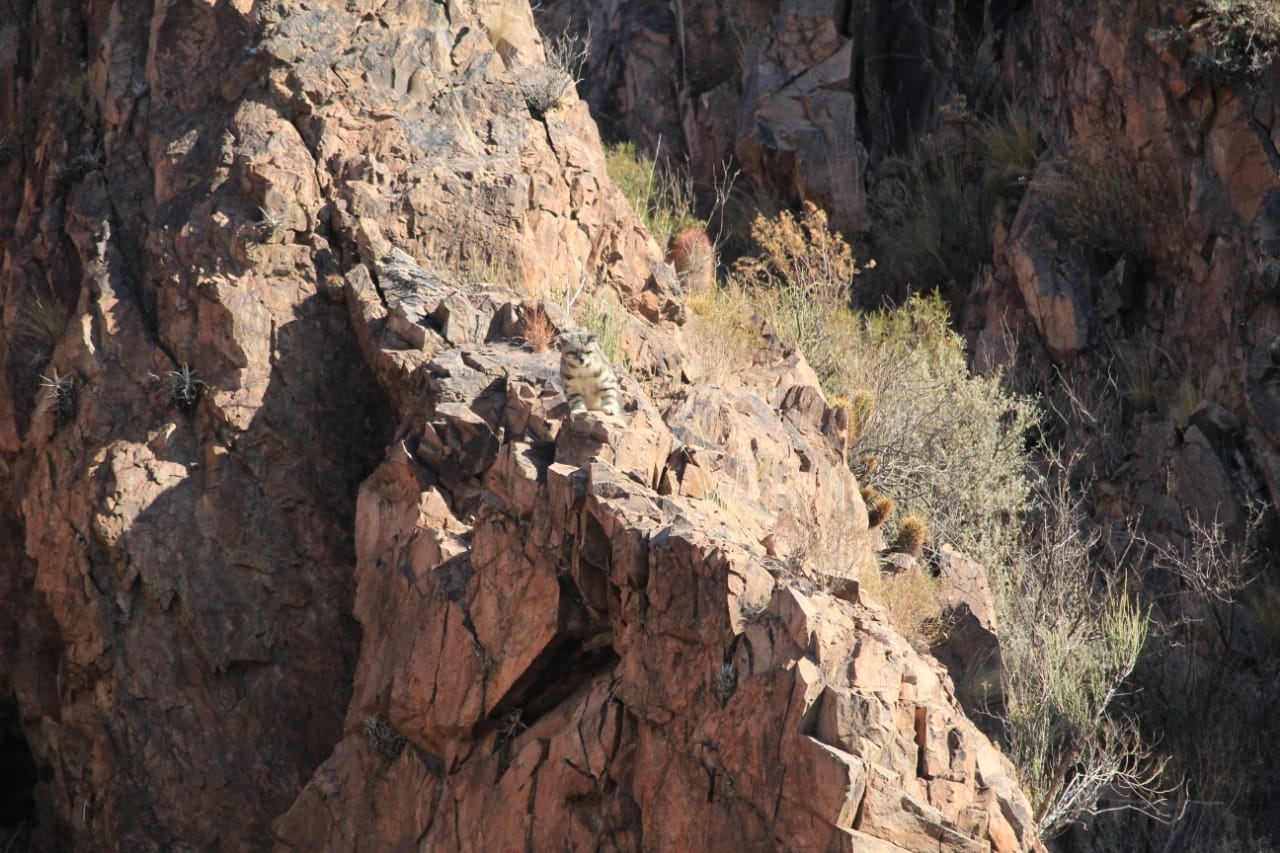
[0,0,1048,850]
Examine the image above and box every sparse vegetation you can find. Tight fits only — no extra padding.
[1188,0,1280,80]
[605,140,702,252]
[871,140,988,288]
[992,460,1165,839]
[683,280,758,385]
[693,198,1165,838]
[1033,137,1171,259]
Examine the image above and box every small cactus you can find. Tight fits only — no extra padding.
[857,452,878,479]
[892,515,929,558]
[860,484,877,505]
[712,661,737,706]
[867,494,896,529]
[39,369,76,420]
[669,226,716,293]
[847,389,875,444]
[167,363,205,411]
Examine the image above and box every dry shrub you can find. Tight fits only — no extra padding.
[860,567,948,646]
[731,201,859,388]
[1033,137,1173,259]
[1189,0,1280,80]
[516,65,576,117]
[733,200,855,305]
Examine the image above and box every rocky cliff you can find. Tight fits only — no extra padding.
[551,0,1280,846]
[0,0,1045,850]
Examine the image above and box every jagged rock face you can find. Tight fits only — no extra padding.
[0,0,1044,850]
[980,2,1280,576]
[276,254,1044,852]
[539,0,971,234]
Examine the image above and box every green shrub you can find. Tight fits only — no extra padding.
[976,109,1039,198]
[604,141,703,251]
[843,292,1039,568]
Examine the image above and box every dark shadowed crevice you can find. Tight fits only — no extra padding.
[0,700,37,844]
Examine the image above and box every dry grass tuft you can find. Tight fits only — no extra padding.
[521,302,557,352]
[1033,137,1173,259]
[860,567,948,645]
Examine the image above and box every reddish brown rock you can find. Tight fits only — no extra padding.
[0,0,1047,850]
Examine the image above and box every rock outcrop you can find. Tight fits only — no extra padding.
[277,252,1043,852]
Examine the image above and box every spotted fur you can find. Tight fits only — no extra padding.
[559,330,622,416]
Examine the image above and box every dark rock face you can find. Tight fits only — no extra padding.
[2,0,394,848]
[541,0,976,234]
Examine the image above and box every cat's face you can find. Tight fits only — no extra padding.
[559,331,598,365]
